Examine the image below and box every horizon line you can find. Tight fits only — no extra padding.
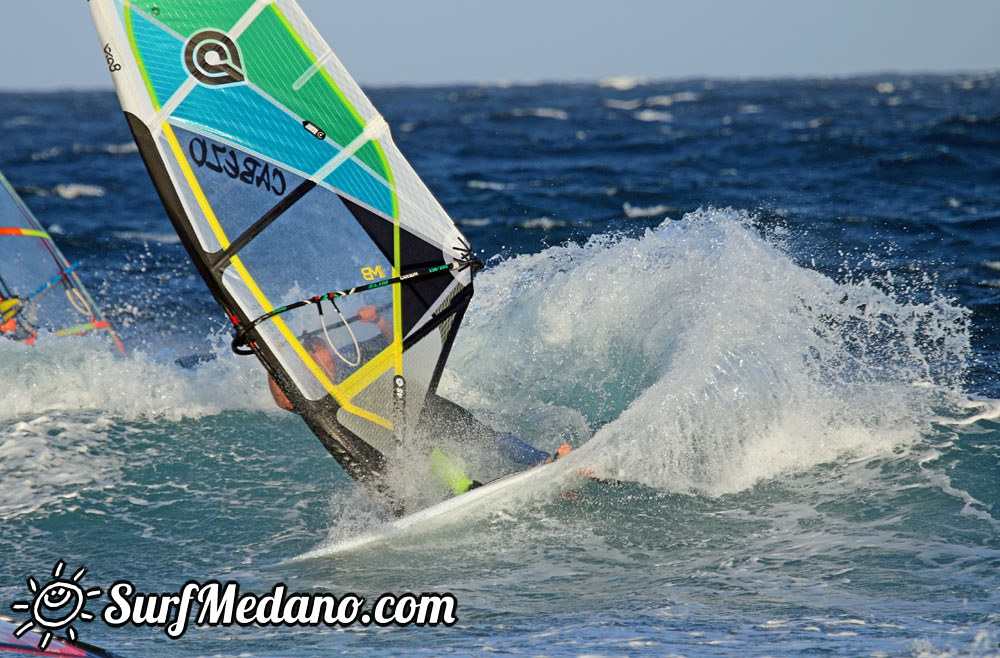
[0,67,996,94]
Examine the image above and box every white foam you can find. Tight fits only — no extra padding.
[623,202,673,218]
[104,142,139,154]
[457,218,493,227]
[467,180,508,191]
[0,413,122,518]
[21,183,107,199]
[30,146,63,162]
[447,208,971,496]
[634,109,674,122]
[515,217,568,230]
[599,76,648,91]
[940,396,1000,425]
[511,108,569,120]
[0,335,276,422]
[605,99,643,111]
[645,95,675,107]
[0,332,288,517]
[111,230,182,244]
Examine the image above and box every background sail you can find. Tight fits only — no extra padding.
[90,0,475,482]
[0,172,125,353]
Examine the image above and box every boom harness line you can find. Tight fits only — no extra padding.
[318,295,362,368]
[231,257,483,355]
[27,263,95,318]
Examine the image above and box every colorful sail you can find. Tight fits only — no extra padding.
[0,172,125,353]
[89,1,479,488]
[0,618,120,658]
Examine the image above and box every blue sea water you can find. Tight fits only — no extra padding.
[1,72,999,657]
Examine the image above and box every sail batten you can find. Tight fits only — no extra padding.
[92,0,478,485]
[212,180,317,269]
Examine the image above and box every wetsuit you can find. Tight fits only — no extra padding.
[420,393,552,465]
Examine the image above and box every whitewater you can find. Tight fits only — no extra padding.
[2,74,998,656]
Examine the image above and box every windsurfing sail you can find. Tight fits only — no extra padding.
[0,617,121,658]
[89,1,481,492]
[0,172,125,353]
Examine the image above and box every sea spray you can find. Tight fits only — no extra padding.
[445,208,971,494]
[0,336,275,421]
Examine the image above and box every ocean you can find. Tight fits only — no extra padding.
[0,72,998,656]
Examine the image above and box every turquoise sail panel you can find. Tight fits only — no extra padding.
[173,85,394,216]
[126,6,189,106]
[325,159,394,217]
[173,83,335,176]
[124,1,395,217]
[171,85,393,217]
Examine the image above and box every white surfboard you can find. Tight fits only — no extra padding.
[296,460,585,558]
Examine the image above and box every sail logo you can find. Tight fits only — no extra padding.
[361,265,386,281]
[188,136,287,197]
[102,44,121,72]
[184,30,245,86]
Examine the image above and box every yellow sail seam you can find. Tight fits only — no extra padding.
[161,122,391,429]
[123,2,162,111]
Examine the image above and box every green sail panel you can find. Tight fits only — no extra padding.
[238,5,384,173]
[130,0,253,38]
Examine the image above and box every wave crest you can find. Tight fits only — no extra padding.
[446,208,971,495]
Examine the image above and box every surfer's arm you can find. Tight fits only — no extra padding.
[423,393,572,465]
[268,374,295,411]
[496,434,573,465]
[496,433,550,465]
[357,304,392,340]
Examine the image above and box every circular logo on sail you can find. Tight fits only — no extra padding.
[184,30,245,86]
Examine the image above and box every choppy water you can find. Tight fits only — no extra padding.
[1,72,998,656]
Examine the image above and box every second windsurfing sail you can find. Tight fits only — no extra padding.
[89,1,480,488]
[0,172,125,353]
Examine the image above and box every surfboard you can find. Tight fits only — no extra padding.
[296,460,587,558]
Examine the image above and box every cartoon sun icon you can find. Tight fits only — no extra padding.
[10,560,103,650]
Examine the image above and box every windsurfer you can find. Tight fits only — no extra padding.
[0,295,37,345]
[267,304,571,493]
